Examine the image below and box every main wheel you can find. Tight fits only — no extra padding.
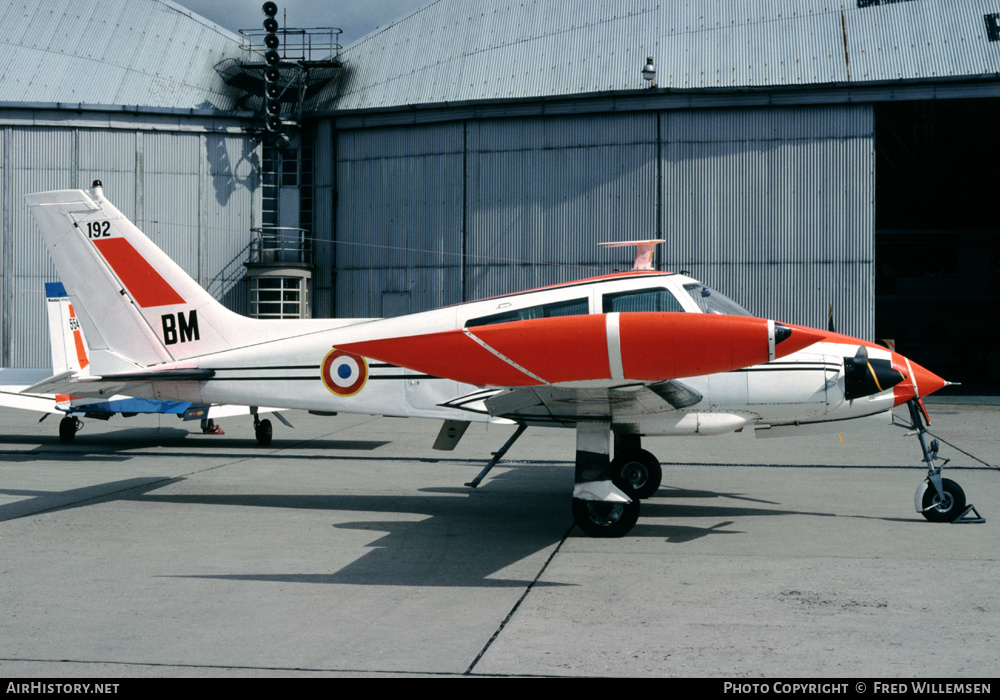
[920,477,966,523]
[572,498,640,538]
[255,418,273,446]
[58,416,78,443]
[611,449,662,500]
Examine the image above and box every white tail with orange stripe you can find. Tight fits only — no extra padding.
[45,282,91,376]
[26,181,329,375]
[44,282,91,410]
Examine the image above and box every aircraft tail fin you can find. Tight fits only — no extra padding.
[45,282,91,376]
[27,181,251,373]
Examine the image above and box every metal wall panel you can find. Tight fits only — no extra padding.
[661,104,875,339]
[335,124,464,317]
[141,131,203,282]
[464,113,657,299]
[201,133,258,314]
[0,127,4,366]
[333,113,661,316]
[78,129,138,218]
[330,104,874,341]
[312,120,336,318]
[5,130,74,366]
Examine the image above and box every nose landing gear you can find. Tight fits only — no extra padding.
[907,400,983,524]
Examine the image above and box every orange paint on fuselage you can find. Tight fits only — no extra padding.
[341,313,828,388]
[469,314,611,383]
[619,314,823,380]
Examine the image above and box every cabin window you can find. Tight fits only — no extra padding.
[466,298,589,327]
[602,288,685,313]
[682,283,752,316]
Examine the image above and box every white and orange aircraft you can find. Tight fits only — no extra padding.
[21,181,964,536]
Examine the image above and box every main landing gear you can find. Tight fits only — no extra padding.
[611,434,663,501]
[469,423,662,537]
[249,408,292,446]
[59,416,82,442]
[907,399,983,524]
[253,414,273,446]
[571,424,661,537]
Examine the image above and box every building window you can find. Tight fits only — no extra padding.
[250,276,308,319]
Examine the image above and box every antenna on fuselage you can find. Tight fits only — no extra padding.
[598,239,665,271]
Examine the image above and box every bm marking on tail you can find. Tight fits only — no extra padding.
[161,311,200,346]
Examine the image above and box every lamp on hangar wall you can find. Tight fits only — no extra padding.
[642,56,656,88]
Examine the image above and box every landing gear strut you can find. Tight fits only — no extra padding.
[59,416,81,442]
[572,423,641,537]
[471,424,660,537]
[907,399,982,523]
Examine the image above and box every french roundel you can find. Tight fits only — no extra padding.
[321,349,369,397]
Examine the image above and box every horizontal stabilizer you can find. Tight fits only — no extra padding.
[25,368,215,397]
[0,389,63,414]
[23,371,78,395]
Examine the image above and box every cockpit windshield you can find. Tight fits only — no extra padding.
[682,283,753,316]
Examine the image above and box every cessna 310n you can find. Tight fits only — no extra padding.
[23,181,963,536]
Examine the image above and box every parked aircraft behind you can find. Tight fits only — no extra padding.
[0,282,287,444]
[22,182,965,536]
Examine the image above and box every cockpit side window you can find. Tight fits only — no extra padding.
[682,283,752,316]
[466,297,589,327]
[602,287,685,314]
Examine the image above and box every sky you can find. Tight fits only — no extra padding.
[178,0,429,48]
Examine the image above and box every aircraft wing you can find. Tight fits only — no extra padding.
[482,379,703,426]
[0,369,62,415]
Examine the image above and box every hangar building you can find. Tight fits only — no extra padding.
[2,0,999,393]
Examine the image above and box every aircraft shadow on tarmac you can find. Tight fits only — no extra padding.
[0,467,851,587]
[0,429,390,457]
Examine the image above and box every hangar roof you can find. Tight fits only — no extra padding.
[327,0,1000,112]
[0,0,244,112]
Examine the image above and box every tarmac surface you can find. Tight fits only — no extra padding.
[0,402,996,678]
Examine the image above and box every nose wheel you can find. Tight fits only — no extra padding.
[918,477,966,523]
